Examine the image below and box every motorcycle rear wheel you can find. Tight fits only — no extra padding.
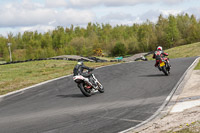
[78,83,92,97]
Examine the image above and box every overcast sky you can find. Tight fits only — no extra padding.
[0,0,200,36]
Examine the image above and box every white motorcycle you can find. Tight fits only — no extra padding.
[73,70,104,97]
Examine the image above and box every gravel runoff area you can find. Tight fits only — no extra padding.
[122,53,147,62]
[52,54,149,62]
[51,55,94,62]
[128,58,200,133]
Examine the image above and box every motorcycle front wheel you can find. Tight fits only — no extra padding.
[78,83,92,97]
[162,66,169,76]
[97,82,104,93]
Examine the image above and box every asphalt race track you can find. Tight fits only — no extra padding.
[0,57,197,133]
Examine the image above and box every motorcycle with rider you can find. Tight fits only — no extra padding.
[153,46,171,76]
[73,60,104,97]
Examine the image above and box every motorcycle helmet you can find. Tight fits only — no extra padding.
[77,60,83,65]
[157,46,162,51]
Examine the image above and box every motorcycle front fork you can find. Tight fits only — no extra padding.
[89,75,97,85]
[91,75,100,89]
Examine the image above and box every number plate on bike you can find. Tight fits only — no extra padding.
[160,62,165,67]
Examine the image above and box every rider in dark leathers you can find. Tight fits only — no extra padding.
[73,60,96,86]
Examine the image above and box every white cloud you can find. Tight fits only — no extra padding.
[56,9,95,25]
[186,7,200,18]
[140,9,182,22]
[0,25,56,37]
[160,10,182,16]
[96,8,186,27]
[0,0,199,36]
[69,0,190,7]
[100,12,134,21]
[0,0,95,36]
[0,1,95,28]
[140,10,160,22]
[20,0,44,10]
[69,0,153,7]
[45,0,68,8]
[19,25,55,33]
[69,0,100,7]
[96,12,142,26]
[0,27,19,37]
[0,6,55,27]
[96,9,183,26]
[163,0,189,4]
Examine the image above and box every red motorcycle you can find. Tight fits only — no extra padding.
[156,57,170,76]
[153,50,171,76]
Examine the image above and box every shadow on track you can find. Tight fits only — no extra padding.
[139,74,166,77]
[57,94,85,98]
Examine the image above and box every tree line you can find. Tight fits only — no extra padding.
[0,13,200,62]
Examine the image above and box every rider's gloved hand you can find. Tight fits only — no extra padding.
[90,68,94,71]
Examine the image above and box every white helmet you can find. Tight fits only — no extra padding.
[157,46,162,51]
[77,61,83,65]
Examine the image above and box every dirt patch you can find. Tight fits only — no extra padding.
[135,106,200,133]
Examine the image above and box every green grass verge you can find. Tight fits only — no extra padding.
[194,60,200,70]
[147,42,200,60]
[0,60,118,95]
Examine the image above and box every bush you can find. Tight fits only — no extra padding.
[111,42,126,56]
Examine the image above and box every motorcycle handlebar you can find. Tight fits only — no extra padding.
[86,68,94,73]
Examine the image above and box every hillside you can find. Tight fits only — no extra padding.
[147,42,200,60]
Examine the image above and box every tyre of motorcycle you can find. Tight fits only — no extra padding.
[97,82,104,93]
[166,63,171,71]
[162,66,169,76]
[78,82,92,97]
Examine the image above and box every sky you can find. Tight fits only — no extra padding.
[0,0,200,37]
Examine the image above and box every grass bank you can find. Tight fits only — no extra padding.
[0,60,117,95]
[165,42,200,70]
[147,42,200,60]
[166,42,200,59]
[194,60,200,70]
